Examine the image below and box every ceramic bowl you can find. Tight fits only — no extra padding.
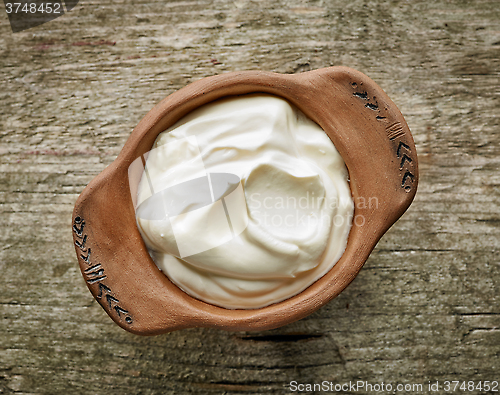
[72,66,418,335]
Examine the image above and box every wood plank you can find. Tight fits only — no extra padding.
[1,0,499,393]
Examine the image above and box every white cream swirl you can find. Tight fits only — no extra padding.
[136,94,353,309]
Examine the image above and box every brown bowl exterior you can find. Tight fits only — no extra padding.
[72,66,418,335]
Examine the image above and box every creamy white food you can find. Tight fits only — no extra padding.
[135,94,353,309]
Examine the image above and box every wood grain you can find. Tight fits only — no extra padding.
[1,0,499,393]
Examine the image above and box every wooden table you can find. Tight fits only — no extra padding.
[1,0,499,393]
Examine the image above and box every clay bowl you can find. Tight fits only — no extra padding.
[72,66,418,335]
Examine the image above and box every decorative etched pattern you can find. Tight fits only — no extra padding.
[350,80,415,193]
[386,122,405,141]
[73,216,132,325]
[396,142,415,192]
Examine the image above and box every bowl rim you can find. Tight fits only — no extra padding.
[72,66,418,335]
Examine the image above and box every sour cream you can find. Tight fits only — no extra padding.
[135,94,353,309]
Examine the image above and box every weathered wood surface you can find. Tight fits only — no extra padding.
[1,0,499,393]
